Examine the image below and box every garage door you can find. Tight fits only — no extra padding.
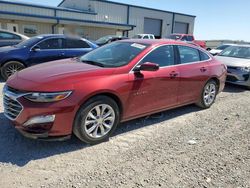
[144,18,162,39]
[174,22,189,34]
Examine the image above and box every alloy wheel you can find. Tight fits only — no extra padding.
[84,104,115,139]
[203,83,216,106]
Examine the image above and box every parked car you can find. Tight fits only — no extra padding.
[0,29,29,47]
[95,35,129,46]
[168,34,207,49]
[0,34,98,80]
[3,40,227,144]
[215,45,250,89]
[132,34,155,39]
[209,44,235,56]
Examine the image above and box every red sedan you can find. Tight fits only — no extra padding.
[3,40,227,144]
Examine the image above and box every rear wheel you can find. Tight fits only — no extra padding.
[196,80,218,109]
[1,61,25,81]
[73,96,120,144]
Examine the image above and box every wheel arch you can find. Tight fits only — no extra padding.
[0,59,27,68]
[78,91,124,117]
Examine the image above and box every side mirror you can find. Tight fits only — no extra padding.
[134,62,159,72]
[32,46,41,52]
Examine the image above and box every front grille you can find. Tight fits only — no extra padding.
[3,94,23,120]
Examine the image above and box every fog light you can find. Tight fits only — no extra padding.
[23,115,55,127]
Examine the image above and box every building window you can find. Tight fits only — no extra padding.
[23,25,38,36]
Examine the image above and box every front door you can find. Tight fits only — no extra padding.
[125,45,179,118]
[7,23,19,33]
[28,38,66,65]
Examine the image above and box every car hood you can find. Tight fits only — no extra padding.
[7,58,115,92]
[215,56,250,67]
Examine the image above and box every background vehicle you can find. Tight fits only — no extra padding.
[95,35,129,46]
[0,29,29,47]
[169,33,207,49]
[215,45,250,89]
[0,34,98,80]
[132,34,155,39]
[4,40,226,144]
[209,44,234,56]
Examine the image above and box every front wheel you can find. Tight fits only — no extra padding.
[1,61,25,81]
[196,80,218,109]
[73,96,120,144]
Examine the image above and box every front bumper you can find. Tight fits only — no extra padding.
[3,86,79,139]
[226,67,250,87]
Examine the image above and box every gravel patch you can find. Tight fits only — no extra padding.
[0,82,249,188]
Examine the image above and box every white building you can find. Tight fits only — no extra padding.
[0,0,196,40]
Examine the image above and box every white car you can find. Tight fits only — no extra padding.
[132,34,155,39]
[215,45,250,89]
[209,44,235,56]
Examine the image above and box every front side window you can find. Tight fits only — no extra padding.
[140,45,175,67]
[217,44,230,50]
[0,32,21,40]
[178,46,200,64]
[38,38,63,50]
[80,42,149,67]
[65,39,90,48]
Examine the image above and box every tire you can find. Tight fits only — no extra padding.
[196,80,218,109]
[73,95,120,144]
[1,61,25,81]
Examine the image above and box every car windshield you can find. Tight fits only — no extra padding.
[80,42,149,67]
[15,36,44,48]
[96,36,113,44]
[219,46,250,59]
[169,35,182,40]
[216,45,231,50]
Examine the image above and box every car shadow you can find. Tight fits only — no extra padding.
[0,104,201,167]
[223,83,248,93]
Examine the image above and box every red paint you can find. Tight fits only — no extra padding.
[6,40,227,137]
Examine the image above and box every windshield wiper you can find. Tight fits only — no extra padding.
[81,60,105,67]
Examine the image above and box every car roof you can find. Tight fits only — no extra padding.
[120,39,193,46]
[35,34,86,40]
[0,29,29,39]
[222,44,250,48]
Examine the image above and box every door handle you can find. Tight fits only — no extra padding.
[169,71,179,78]
[200,67,207,72]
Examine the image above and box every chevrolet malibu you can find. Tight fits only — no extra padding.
[3,40,227,144]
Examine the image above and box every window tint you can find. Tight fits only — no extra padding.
[200,51,210,61]
[38,38,63,49]
[65,39,90,48]
[141,45,175,67]
[143,36,149,39]
[178,46,200,64]
[0,32,21,40]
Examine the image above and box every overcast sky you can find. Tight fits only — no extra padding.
[8,0,250,41]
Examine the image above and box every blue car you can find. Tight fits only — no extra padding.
[0,34,98,80]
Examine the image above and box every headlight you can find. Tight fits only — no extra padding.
[24,91,72,103]
[240,67,250,72]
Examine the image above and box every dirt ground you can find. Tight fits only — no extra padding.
[0,81,249,188]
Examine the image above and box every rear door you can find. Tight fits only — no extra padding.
[64,38,94,58]
[126,45,179,116]
[28,38,65,65]
[177,45,211,104]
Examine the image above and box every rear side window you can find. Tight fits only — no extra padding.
[143,36,149,39]
[178,46,200,64]
[0,32,21,40]
[141,45,175,67]
[200,51,210,61]
[65,39,90,48]
[38,38,63,49]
